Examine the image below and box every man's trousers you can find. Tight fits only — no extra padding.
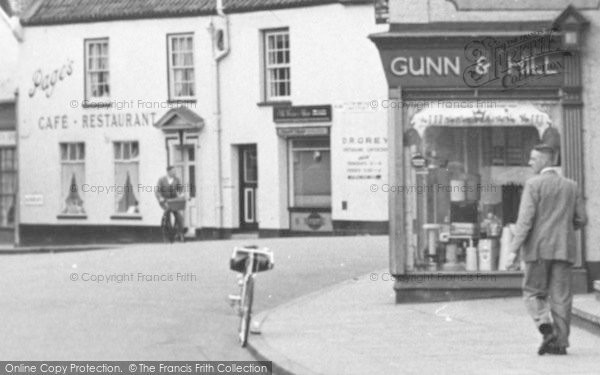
[523,259,573,347]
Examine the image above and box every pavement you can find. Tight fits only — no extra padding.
[248,270,600,375]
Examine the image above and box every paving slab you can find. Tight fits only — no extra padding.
[249,270,600,375]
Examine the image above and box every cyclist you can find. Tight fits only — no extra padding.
[155,166,184,240]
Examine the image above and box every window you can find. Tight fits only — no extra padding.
[486,127,540,166]
[0,148,16,227]
[114,141,140,215]
[167,34,195,100]
[60,143,86,216]
[263,29,290,100]
[402,100,563,273]
[290,138,331,207]
[85,39,110,99]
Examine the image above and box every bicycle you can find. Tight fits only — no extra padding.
[228,245,274,347]
[161,197,186,243]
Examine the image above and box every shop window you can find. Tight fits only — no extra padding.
[263,29,290,100]
[84,38,110,100]
[167,33,195,100]
[0,148,16,227]
[484,127,540,166]
[290,138,331,207]
[114,141,140,215]
[60,143,86,216]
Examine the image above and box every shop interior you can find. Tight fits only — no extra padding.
[404,103,562,273]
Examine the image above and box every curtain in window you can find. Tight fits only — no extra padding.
[115,162,139,214]
[61,164,85,214]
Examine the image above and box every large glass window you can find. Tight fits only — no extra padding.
[264,29,290,100]
[85,39,110,99]
[290,138,331,207]
[114,141,140,214]
[167,33,195,100]
[403,101,561,272]
[60,143,86,215]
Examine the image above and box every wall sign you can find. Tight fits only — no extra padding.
[36,112,157,130]
[411,154,427,168]
[306,211,325,230]
[23,194,44,206]
[273,105,332,123]
[276,126,329,138]
[28,60,74,98]
[376,30,566,89]
[342,136,387,180]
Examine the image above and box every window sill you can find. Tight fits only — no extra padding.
[57,214,88,220]
[257,100,292,107]
[110,215,143,220]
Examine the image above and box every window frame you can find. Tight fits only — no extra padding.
[262,28,291,102]
[84,38,110,102]
[166,32,196,102]
[288,138,332,209]
[58,142,87,219]
[112,141,141,218]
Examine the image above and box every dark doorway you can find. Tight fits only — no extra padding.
[239,145,258,231]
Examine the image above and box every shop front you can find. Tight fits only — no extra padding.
[274,105,333,234]
[371,7,590,302]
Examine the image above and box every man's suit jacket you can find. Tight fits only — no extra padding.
[510,170,587,264]
[155,176,183,201]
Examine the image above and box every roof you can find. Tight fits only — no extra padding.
[154,106,205,132]
[21,0,370,26]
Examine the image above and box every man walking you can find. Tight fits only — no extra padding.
[508,144,587,355]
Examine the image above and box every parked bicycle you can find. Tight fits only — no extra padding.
[228,245,274,347]
[161,197,186,243]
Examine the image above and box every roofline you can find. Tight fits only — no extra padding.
[369,21,558,43]
[21,0,372,27]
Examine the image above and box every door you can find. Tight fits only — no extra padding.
[170,144,198,234]
[239,145,258,231]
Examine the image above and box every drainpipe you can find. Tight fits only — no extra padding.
[0,7,23,42]
[209,0,230,236]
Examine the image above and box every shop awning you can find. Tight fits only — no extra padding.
[409,102,552,139]
[153,106,204,133]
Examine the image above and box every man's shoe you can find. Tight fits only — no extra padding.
[546,343,568,355]
[537,324,556,355]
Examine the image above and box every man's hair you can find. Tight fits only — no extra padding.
[166,166,174,172]
[533,144,555,159]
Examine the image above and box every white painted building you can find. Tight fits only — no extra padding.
[16,0,388,244]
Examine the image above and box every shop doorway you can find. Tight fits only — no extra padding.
[239,145,258,231]
[170,144,198,235]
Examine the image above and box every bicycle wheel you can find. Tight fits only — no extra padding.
[239,276,254,347]
[161,211,175,243]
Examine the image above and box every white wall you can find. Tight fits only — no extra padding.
[17,3,389,230]
[18,17,216,226]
